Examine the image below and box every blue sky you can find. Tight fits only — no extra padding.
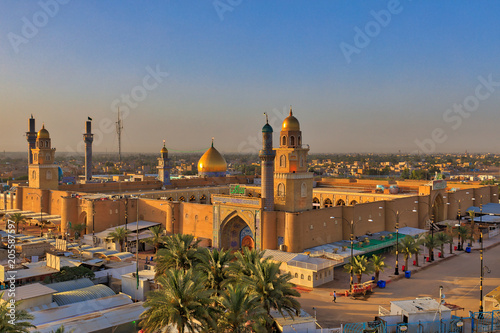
[1,1,500,154]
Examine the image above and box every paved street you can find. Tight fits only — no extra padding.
[298,240,500,328]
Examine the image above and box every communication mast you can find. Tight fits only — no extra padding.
[116,108,123,164]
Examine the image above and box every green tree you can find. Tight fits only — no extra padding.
[50,325,75,333]
[229,247,266,278]
[155,234,200,277]
[424,234,439,260]
[445,223,455,254]
[108,227,131,252]
[398,235,417,270]
[369,254,388,283]
[8,213,25,234]
[140,269,215,333]
[145,225,166,254]
[70,223,86,240]
[456,226,470,250]
[240,258,301,328]
[195,247,234,296]
[38,219,50,237]
[344,255,373,283]
[216,284,267,333]
[434,232,449,258]
[52,266,95,282]
[0,291,35,333]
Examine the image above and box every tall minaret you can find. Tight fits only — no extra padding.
[259,114,276,211]
[26,115,37,164]
[157,140,171,186]
[83,118,94,182]
[274,107,313,212]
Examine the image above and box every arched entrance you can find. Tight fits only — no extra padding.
[432,194,445,222]
[220,215,254,250]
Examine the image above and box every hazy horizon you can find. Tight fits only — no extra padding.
[2,1,500,155]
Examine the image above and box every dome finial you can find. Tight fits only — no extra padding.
[289,106,292,116]
[211,137,214,148]
[42,123,45,129]
[163,139,166,148]
[264,112,269,124]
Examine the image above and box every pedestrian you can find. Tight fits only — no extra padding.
[332,290,337,303]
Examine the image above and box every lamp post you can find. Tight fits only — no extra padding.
[379,207,416,275]
[124,196,129,252]
[331,216,353,293]
[479,226,484,314]
[28,192,43,236]
[446,198,462,251]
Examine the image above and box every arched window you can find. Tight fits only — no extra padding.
[301,182,307,197]
[350,200,358,205]
[280,155,286,168]
[32,171,36,180]
[312,197,320,209]
[300,274,304,279]
[298,136,301,145]
[324,198,333,208]
[290,136,295,146]
[179,196,185,202]
[294,273,298,278]
[189,195,196,202]
[277,183,285,197]
[308,275,311,281]
[300,156,304,168]
[46,170,52,179]
[336,199,346,206]
[282,136,286,146]
[46,154,51,161]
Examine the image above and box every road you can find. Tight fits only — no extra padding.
[298,243,500,328]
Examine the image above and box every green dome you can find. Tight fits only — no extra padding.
[262,123,273,133]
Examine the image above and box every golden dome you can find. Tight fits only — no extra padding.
[282,107,300,131]
[198,141,227,174]
[161,140,168,154]
[37,124,50,139]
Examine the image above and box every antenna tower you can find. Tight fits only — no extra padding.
[116,108,123,164]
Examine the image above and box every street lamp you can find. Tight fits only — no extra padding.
[331,216,354,293]
[28,192,43,236]
[479,226,484,314]
[379,207,416,275]
[446,198,462,250]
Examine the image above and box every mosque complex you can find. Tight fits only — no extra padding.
[2,111,497,258]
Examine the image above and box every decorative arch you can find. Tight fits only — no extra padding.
[282,136,286,146]
[324,198,333,208]
[277,183,285,197]
[432,194,445,222]
[350,200,358,205]
[179,196,185,202]
[290,136,295,146]
[167,197,173,201]
[298,136,301,145]
[200,195,207,204]
[336,199,346,206]
[312,197,320,209]
[220,211,254,250]
[189,195,196,202]
[280,155,286,168]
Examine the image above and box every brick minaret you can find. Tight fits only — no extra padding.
[84,118,94,181]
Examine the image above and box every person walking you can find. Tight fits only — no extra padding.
[332,290,337,303]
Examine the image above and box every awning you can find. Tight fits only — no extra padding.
[465,203,500,216]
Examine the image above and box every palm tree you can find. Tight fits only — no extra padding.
[50,325,75,333]
[434,232,449,258]
[145,225,166,253]
[108,227,131,252]
[424,234,439,260]
[0,291,35,333]
[155,234,200,277]
[413,243,423,266]
[140,269,215,333]
[445,223,455,254]
[8,213,25,234]
[398,235,416,269]
[241,259,301,328]
[229,247,266,278]
[456,226,470,250]
[216,284,267,332]
[70,223,86,240]
[344,255,372,283]
[195,247,234,295]
[369,254,388,283]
